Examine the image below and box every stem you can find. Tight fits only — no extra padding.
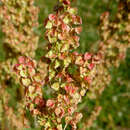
[64,123,68,130]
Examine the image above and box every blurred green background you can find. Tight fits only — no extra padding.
[0,0,130,130]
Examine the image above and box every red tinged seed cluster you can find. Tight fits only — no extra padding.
[99,1,130,68]
[86,0,130,100]
[14,56,45,115]
[0,0,39,57]
[14,45,100,129]
[14,0,101,129]
[44,1,82,54]
[0,0,40,128]
[38,0,100,129]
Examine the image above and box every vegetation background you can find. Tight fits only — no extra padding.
[0,0,129,129]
